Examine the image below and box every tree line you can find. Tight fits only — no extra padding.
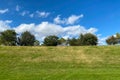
[0,29,98,46]
[0,30,39,46]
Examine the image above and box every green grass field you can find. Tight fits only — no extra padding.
[0,46,120,80]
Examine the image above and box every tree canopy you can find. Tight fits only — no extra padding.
[0,30,17,46]
[0,29,99,46]
[68,33,98,46]
[80,33,98,46]
[19,31,36,46]
[69,38,80,46]
[106,33,120,45]
[43,35,59,46]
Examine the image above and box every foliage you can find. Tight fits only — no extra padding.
[69,38,80,46]
[68,33,98,46]
[0,30,17,46]
[106,36,117,45]
[0,29,99,46]
[116,33,120,39]
[106,33,120,45]
[19,31,35,46]
[80,33,98,45]
[115,33,120,44]
[43,35,59,46]
[78,34,84,46]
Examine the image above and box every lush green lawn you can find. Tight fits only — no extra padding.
[0,46,120,80]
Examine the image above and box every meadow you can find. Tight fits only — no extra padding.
[0,46,120,80]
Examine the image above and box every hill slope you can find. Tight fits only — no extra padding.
[0,46,120,80]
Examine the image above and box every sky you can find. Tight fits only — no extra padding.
[0,0,120,45]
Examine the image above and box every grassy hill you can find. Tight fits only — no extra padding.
[0,46,120,80]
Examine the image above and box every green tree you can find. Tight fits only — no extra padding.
[69,38,79,46]
[0,38,2,45]
[43,35,59,46]
[78,34,84,46]
[106,36,117,45]
[116,33,120,44]
[80,33,98,46]
[116,33,120,39]
[0,30,17,46]
[20,31,35,46]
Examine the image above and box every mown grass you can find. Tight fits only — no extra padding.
[0,46,120,80]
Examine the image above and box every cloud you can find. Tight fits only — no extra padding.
[67,14,84,24]
[5,20,12,24]
[63,25,97,39]
[54,15,65,24]
[14,21,97,41]
[0,9,9,14]
[54,14,84,25]
[21,11,50,18]
[14,23,35,33]
[0,20,11,32]
[20,11,29,16]
[97,34,108,45]
[14,22,63,40]
[20,11,50,18]
[29,14,34,18]
[36,11,50,18]
[16,5,20,11]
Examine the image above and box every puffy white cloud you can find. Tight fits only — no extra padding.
[16,5,20,11]
[36,11,50,18]
[14,21,97,41]
[67,14,84,24]
[5,20,12,24]
[35,22,63,36]
[14,22,63,40]
[87,28,98,33]
[54,14,83,25]
[97,34,108,45]
[0,20,11,32]
[0,9,9,14]
[14,23,35,33]
[63,25,97,39]
[54,15,65,24]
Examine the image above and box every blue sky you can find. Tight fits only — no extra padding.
[0,0,120,45]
